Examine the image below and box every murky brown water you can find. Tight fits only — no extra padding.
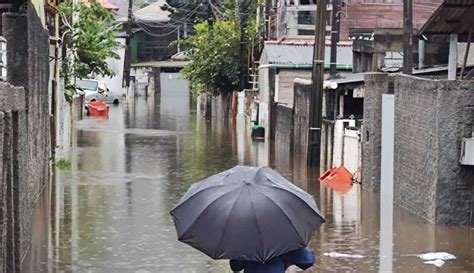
[24,75,474,273]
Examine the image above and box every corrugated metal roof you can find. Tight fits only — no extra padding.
[419,0,474,37]
[330,73,365,84]
[82,0,119,10]
[263,43,353,67]
[132,60,189,68]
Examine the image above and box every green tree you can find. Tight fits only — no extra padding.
[59,0,120,102]
[179,0,263,96]
[180,20,241,96]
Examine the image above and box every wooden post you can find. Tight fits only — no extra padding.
[403,0,413,75]
[308,0,328,167]
[448,33,458,80]
[461,30,472,80]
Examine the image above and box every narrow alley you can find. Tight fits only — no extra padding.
[23,74,474,273]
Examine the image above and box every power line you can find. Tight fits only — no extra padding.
[171,5,257,17]
[132,4,201,29]
[135,21,180,37]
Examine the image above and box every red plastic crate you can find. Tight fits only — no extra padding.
[88,101,109,117]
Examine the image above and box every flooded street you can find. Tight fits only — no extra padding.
[25,74,473,273]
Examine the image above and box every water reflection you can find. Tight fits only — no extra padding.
[25,74,474,272]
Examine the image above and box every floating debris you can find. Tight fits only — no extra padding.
[323,252,365,259]
[423,259,445,267]
[417,252,456,261]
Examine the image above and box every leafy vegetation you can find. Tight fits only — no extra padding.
[177,0,264,96]
[59,0,120,102]
[54,158,72,170]
[180,20,241,96]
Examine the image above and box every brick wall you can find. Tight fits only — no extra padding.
[394,75,474,225]
[361,73,393,192]
[340,1,442,40]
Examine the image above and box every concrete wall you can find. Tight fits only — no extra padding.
[275,70,311,108]
[2,8,51,272]
[394,75,474,225]
[0,84,26,273]
[361,73,393,192]
[293,79,311,157]
[458,43,474,67]
[274,104,294,146]
[71,95,84,123]
[273,104,294,171]
[196,93,212,118]
[362,72,474,224]
[212,93,232,121]
[258,67,271,136]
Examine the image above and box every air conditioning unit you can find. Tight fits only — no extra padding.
[460,138,474,166]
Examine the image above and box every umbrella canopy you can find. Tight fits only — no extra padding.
[170,166,325,262]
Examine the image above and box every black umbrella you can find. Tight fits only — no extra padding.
[170,165,325,262]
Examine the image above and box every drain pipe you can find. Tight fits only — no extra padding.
[258,64,312,70]
[418,38,425,69]
[258,63,352,70]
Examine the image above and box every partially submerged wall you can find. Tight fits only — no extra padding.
[293,79,311,158]
[0,84,26,273]
[2,8,51,271]
[362,73,393,192]
[273,104,294,172]
[394,75,474,225]
[362,73,474,225]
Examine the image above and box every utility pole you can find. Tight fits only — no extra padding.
[329,0,340,78]
[308,0,328,167]
[124,0,133,88]
[239,0,248,90]
[403,0,413,75]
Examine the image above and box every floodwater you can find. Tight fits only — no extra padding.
[25,73,474,273]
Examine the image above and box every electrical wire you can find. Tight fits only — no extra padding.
[132,3,200,29]
[135,20,180,37]
[171,5,258,17]
[133,1,259,36]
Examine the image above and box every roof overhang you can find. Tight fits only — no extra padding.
[419,0,474,42]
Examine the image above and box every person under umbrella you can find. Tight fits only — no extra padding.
[170,166,325,264]
[229,247,315,273]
